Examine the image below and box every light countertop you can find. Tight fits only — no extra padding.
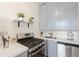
[36,37,79,46]
[47,38,79,46]
[0,42,28,57]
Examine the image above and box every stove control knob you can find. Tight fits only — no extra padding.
[29,54,32,57]
[33,47,35,50]
[42,42,44,44]
[39,43,42,46]
[38,44,41,46]
[35,46,38,49]
[29,48,32,52]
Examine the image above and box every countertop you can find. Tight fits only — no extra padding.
[36,37,79,46]
[0,42,28,57]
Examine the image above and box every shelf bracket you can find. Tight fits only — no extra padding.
[18,21,23,27]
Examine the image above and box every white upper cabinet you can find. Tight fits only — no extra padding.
[57,2,77,30]
[58,2,76,11]
[39,3,48,31]
[59,8,77,30]
[47,2,58,30]
[39,2,77,31]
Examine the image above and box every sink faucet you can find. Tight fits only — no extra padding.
[48,32,57,39]
[49,33,52,38]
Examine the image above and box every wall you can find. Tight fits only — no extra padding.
[0,2,40,38]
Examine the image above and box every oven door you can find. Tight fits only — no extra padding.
[28,44,45,57]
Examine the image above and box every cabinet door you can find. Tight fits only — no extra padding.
[47,39,57,57]
[60,8,77,30]
[47,2,58,30]
[47,2,77,31]
[39,2,77,31]
[58,2,76,11]
[57,43,65,57]
[39,3,48,31]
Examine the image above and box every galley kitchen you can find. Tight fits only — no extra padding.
[0,2,79,57]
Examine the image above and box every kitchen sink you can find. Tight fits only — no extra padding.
[45,36,57,39]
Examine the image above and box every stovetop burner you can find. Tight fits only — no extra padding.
[17,37,44,49]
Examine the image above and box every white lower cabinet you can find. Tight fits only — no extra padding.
[57,43,66,57]
[47,39,57,57]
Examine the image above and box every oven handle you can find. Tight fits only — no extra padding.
[31,45,45,56]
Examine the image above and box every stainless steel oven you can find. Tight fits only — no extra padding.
[28,41,45,57]
[17,33,46,57]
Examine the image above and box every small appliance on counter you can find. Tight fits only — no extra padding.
[67,31,74,40]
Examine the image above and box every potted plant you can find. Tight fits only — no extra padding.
[17,12,24,21]
[28,16,34,28]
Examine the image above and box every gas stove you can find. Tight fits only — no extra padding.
[17,33,45,57]
[17,37,44,48]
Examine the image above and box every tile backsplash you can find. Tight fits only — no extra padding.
[38,31,78,40]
